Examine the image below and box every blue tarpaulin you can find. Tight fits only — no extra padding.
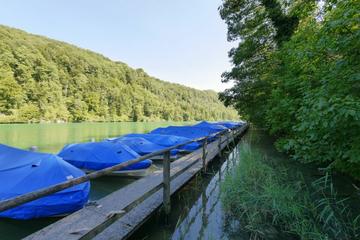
[123,133,200,151]
[0,144,90,220]
[193,121,229,131]
[58,141,152,171]
[150,126,219,141]
[215,121,244,129]
[108,137,179,156]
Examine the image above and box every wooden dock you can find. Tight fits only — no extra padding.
[24,124,248,240]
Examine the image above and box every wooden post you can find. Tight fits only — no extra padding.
[226,131,231,151]
[232,130,236,145]
[218,135,222,158]
[202,137,208,173]
[163,151,171,218]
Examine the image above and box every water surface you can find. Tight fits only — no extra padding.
[0,122,190,153]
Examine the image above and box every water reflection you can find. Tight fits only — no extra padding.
[130,141,247,240]
[171,148,245,240]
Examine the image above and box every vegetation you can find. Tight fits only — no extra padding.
[219,0,360,178]
[0,25,238,123]
[221,144,360,239]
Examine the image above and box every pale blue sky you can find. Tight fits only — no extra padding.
[0,0,234,91]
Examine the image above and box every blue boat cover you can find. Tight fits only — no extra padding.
[124,133,200,151]
[108,137,179,156]
[150,126,219,141]
[215,121,244,129]
[58,141,152,171]
[0,144,90,220]
[193,121,229,131]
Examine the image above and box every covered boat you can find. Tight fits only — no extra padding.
[58,141,152,177]
[0,144,90,220]
[193,121,229,131]
[108,137,179,160]
[215,121,244,129]
[150,126,220,142]
[123,133,200,152]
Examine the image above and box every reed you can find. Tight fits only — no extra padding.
[221,144,360,240]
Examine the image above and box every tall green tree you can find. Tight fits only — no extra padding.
[219,0,360,178]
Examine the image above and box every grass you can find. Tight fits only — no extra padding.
[221,144,360,240]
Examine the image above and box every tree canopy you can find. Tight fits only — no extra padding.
[0,25,238,123]
[219,0,360,178]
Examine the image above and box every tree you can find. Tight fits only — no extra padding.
[219,0,360,178]
[0,68,23,114]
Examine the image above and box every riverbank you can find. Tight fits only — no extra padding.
[221,131,360,239]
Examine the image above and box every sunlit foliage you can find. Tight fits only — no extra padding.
[0,25,238,123]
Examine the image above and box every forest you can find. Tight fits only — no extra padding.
[0,25,238,123]
[219,0,359,179]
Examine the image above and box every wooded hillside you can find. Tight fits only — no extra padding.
[0,25,238,123]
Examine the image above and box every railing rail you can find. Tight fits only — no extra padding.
[0,125,245,216]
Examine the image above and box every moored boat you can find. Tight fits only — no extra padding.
[123,133,201,152]
[192,121,229,131]
[0,144,90,220]
[150,126,220,142]
[106,137,180,161]
[57,141,152,177]
[214,121,244,129]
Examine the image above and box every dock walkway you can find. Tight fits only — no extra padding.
[25,124,248,240]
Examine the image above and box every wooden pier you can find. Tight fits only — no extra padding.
[19,124,248,240]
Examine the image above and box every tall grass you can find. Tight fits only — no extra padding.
[221,144,360,240]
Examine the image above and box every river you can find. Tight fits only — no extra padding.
[1,126,358,239]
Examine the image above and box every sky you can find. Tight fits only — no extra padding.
[0,0,235,91]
